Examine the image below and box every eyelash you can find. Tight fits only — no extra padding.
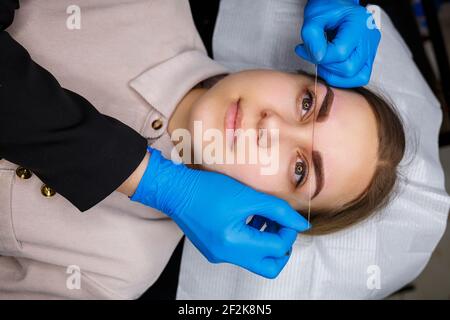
[294,154,309,188]
[299,89,315,121]
[293,89,315,188]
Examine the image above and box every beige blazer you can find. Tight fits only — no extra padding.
[0,0,227,299]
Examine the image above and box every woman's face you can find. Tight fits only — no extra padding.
[182,70,379,212]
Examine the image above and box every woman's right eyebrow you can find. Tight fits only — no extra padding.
[317,84,334,122]
[311,150,324,200]
[310,83,332,200]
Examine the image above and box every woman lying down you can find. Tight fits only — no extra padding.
[166,70,405,235]
[1,0,405,299]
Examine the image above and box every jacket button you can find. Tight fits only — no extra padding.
[41,184,56,198]
[151,119,163,130]
[16,167,33,180]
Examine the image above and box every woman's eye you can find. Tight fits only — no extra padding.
[299,90,315,120]
[294,157,308,188]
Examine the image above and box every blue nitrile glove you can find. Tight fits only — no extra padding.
[295,0,381,88]
[131,147,310,279]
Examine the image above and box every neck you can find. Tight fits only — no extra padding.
[168,87,207,135]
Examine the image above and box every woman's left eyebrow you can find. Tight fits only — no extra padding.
[311,150,324,200]
[310,83,331,199]
[317,84,334,122]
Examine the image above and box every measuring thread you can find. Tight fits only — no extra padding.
[307,65,318,226]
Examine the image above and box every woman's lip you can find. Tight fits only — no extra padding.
[225,98,242,132]
[225,98,242,149]
[235,99,242,131]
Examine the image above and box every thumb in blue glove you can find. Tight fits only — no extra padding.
[131,147,310,279]
[295,0,381,88]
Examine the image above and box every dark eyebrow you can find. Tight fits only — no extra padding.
[316,84,334,122]
[311,151,324,200]
[309,83,332,199]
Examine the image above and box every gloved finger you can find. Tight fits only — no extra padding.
[246,224,297,251]
[301,20,328,63]
[319,42,366,78]
[276,227,298,247]
[252,256,290,279]
[318,62,372,88]
[318,19,364,65]
[253,196,310,233]
[242,225,293,258]
[295,44,314,64]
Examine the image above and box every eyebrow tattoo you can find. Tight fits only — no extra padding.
[311,151,324,200]
[317,84,334,122]
[308,84,332,199]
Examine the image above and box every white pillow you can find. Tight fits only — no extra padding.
[177,0,450,299]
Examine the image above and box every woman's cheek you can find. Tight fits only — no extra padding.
[206,163,286,195]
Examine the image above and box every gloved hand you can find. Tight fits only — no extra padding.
[131,147,310,279]
[295,0,381,88]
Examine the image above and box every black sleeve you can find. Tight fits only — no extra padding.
[0,4,148,212]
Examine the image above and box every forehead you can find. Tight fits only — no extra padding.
[312,88,379,209]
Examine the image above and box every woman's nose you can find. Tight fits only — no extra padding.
[257,109,315,147]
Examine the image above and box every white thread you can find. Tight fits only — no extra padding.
[307,65,318,226]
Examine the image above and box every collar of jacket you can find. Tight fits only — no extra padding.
[129,50,229,120]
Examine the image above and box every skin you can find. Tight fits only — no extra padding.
[122,70,379,213]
